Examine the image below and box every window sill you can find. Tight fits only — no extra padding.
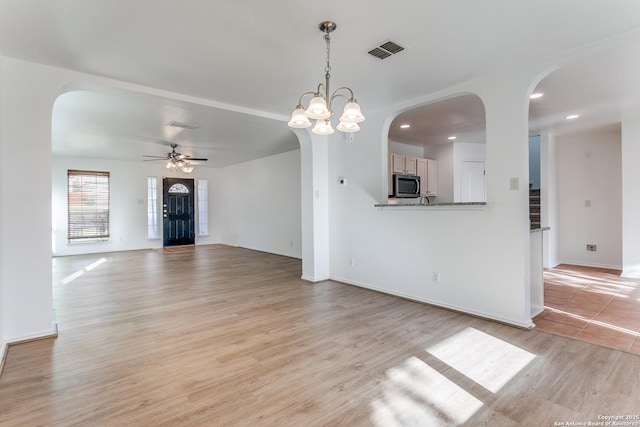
[68,238,109,245]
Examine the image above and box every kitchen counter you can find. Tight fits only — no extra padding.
[375,201,486,210]
[530,226,550,233]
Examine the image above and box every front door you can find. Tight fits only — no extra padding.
[163,178,195,247]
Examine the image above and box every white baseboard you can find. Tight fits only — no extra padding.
[301,274,330,283]
[621,269,640,279]
[330,276,535,330]
[0,341,7,377]
[1,324,58,378]
[236,245,302,260]
[557,260,622,270]
[7,324,58,346]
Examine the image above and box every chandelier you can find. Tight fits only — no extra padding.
[288,21,365,135]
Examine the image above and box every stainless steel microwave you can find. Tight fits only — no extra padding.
[393,174,420,198]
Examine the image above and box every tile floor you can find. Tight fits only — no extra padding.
[533,264,640,355]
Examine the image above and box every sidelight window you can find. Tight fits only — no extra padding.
[147,177,159,239]
[67,170,110,242]
[198,179,208,236]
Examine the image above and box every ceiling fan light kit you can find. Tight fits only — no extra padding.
[143,143,207,173]
[166,158,194,173]
[288,21,365,135]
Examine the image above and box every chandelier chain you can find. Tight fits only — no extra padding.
[324,33,331,75]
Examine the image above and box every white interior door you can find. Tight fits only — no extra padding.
[461,161,486,202]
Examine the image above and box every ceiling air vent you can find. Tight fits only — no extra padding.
[167,121,199,130]
[368,40,405,60]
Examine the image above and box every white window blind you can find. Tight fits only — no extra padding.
[147,177,159,239]
[67,170,110,241]
[198,179,208,236]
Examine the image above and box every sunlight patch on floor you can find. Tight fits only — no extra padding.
[426,327,536,393]
[370,356,483,426]
[61,258,106,285]
[543,306,639,336]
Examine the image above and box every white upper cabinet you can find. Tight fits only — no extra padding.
[416,158,437,196]
[392,154,406,174]
[426,158,438,196]
[391,154,417,175]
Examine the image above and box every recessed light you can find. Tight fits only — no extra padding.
[400,124,410,129]
[448,136,457,140]
[530,93,543,99]
[565,114,580,120]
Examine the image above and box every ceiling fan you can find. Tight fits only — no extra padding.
[143,143,208,173]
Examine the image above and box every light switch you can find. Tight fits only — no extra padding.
[585,200,591,207]
[510,177,519,191]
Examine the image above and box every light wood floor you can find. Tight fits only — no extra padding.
[534,264,640,355]
[1,246,639,426]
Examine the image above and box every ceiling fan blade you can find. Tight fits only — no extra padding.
[143,158,166,162]
[184,157,208,161]
[142,155,168,158]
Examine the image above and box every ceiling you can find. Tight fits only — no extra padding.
[391,39,640,147]
[52,90,298,168]
[3,1,640,164]
[389,94,487,145]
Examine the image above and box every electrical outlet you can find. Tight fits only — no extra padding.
[432,272,440,283]
[586,244,597,252]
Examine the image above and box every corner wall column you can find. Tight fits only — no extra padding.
[621,114,640,277]
[295,129,330,282]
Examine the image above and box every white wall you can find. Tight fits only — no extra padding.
[620,116,640,277]
[0,53,5,356]
[217,149,302,259]
[389,140,424,158]
[1,58,57,342]
[529,135,541,189]
[52,156,222,256]
[540,131,559,267]
[556,126,622,269]
[328,67,537,328]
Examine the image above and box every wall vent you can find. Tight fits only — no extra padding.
[368,40,405,60]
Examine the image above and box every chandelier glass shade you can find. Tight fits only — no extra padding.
[288,21,365,135]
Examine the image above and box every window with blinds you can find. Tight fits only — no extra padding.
[67,170,110,241]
